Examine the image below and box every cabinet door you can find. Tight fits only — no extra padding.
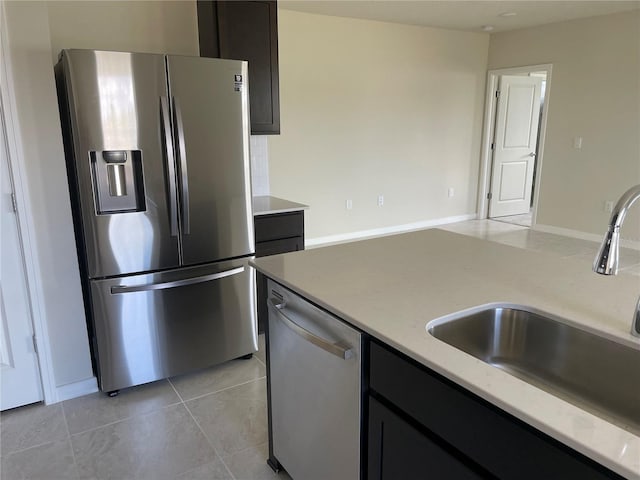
[368,397,484,480]
[369,340,625,480]
[198,1,280,134]
[255,237,303,257]
[254,211,304,243]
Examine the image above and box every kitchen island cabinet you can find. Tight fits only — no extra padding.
[368,339,623,479]
[251,229,640,479]
[367,396,483,479]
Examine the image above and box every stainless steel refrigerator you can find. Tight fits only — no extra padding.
[55,49,257,393]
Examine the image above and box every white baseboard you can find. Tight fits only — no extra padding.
[306,213,478,248]
[54,376,98,403]
[533,223,640,251]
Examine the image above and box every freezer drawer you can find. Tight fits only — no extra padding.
[90,258,257,392]
[267,280,361,480]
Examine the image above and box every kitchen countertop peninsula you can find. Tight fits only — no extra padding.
[252,195,308,216]
[251,228,640,479]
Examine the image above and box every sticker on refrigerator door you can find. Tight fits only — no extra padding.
[234,75,243,92]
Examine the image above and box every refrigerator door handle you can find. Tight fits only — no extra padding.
[172,97,190,235]
[110,266,245,294]
[160,96,179,237]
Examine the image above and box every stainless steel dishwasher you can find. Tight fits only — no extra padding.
[267,279,361,480]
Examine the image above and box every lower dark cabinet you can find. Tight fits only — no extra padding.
[254,210,304,333]
[255,237,303,257]
[367,340,624,480]
[368,397,484,480]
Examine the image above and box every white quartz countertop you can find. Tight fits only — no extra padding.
[250,228,640,479]
[252,196,308,216]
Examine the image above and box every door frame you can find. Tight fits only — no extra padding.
[0,2,56,404]
[476,64,553,225]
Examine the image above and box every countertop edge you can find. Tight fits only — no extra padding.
[252,195,309,216]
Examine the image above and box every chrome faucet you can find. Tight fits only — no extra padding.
[593,184,640,337]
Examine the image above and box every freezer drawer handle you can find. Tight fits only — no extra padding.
[160,96,179,237]
[111,266,244,294]
[268,298,353,360]
[172,97,190,235]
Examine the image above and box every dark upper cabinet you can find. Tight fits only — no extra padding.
[197,1,280,135]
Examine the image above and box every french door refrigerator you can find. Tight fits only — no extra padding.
[55,49,257,393]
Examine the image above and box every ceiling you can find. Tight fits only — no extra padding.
[279,1,640,33]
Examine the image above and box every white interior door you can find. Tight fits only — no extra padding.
[489,75,542,218]
[0,96,43,411]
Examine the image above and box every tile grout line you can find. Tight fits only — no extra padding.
[66,399,184,438]
[65,370,268,438]
[167,377,186,404]
[255,354,266,368]
[60,404,81,479]
[0,438,62,458]
[1,405,80,459]
[177,376,267,404]
[164,380,234,479]
[174,383,237,480]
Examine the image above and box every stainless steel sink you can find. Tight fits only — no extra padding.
[427,306,640,434]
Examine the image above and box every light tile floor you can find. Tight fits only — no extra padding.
[2,220,639,480]
[491,210,533,227]
[0,335,288,480]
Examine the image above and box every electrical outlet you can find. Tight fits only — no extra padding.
[604,200,614,213]
[447,187,455,198]
[377,195,384,207]
[573,137,583,149]
[346,199,353,210]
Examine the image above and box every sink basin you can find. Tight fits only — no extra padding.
[427,306,640,434]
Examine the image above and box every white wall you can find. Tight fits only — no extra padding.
[269,9,489,242]
[488,11,640,239]
[47,1,198,61]
[3,1,93,392]
[4,0,200,400]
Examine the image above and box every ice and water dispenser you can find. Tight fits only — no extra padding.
[90,150,146,214]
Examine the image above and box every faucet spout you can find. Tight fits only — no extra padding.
[593,226,620,275]
[607,184,640,231]
[593,184,640,337]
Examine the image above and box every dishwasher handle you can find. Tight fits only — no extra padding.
[268,298,353,360]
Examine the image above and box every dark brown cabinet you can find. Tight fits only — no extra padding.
[197,1,280,135]
[368,397,483,480]
[367,340,624,480]
[254,211,304,332]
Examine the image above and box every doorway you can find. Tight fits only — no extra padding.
[477,64,552,228]
[0,4,56,407]
[0,89,44,410]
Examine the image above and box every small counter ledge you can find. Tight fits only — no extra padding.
[251,228,640,479]
[253,195,308,216]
